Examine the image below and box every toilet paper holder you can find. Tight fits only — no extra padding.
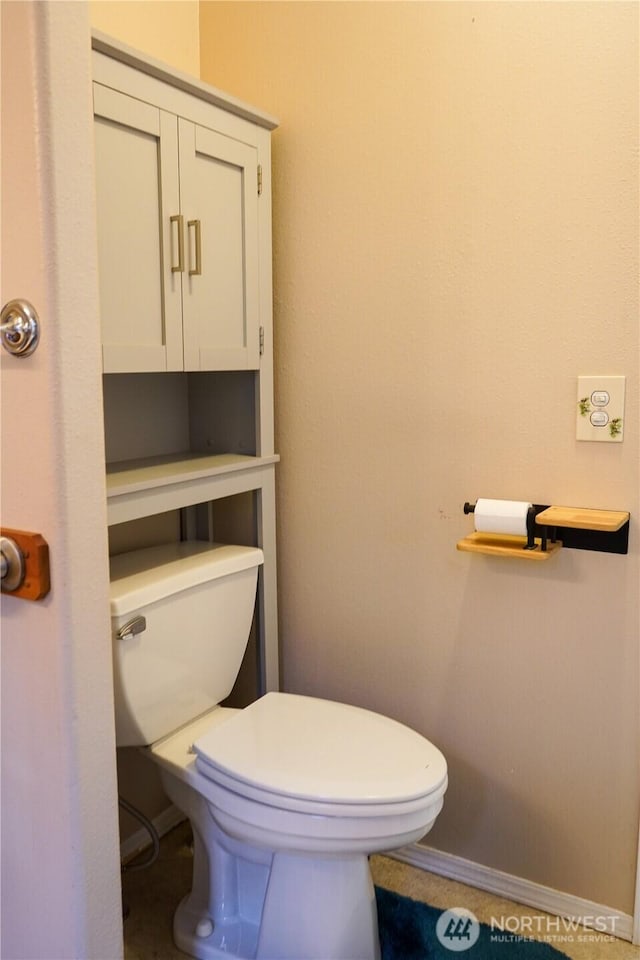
[459,502,630,559]
[464,501,545,552]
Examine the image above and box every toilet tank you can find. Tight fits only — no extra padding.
[109,541,263,747]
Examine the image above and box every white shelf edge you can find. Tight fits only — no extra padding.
[106,453,279,498]
[107,456,279,526]
[106,455,279,527]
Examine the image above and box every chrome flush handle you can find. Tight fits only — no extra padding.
[116,616,147,640]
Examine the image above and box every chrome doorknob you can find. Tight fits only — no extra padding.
[1,299,40,357]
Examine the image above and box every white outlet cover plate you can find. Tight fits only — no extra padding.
[576,375,625,442]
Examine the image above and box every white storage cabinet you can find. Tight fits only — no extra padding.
[93,33,280,694]
[94,40,272,374]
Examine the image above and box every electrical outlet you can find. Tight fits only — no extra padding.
[576,376,625,442]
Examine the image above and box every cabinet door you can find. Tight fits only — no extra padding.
[178,120,260,371]
[93,84,183,372]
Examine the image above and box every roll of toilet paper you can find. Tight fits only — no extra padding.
[474,499,532,537]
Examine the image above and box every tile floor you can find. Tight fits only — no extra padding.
[122,822,639,960]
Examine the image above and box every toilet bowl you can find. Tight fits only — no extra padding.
[151,693,447,960]
[110,542,448,960]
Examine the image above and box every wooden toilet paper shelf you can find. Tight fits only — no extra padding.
[533,506,629,532]
[457,504,630,559]
[457,533,562,560]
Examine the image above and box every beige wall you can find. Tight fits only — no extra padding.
[90,0,200,75]
[200,1,639,913]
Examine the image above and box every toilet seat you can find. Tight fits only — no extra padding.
[193,692,447,816]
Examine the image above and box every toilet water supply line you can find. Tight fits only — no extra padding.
[118,795,161,872]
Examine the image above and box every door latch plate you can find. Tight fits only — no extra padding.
[0,528,50,601]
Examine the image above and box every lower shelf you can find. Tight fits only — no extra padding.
[457,533,562,560]
[106,452,280,525]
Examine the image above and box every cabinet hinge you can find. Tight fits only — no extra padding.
[259,326,265,355]
[257,164,263,196]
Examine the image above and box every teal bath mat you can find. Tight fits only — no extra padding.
[376,887,571,960]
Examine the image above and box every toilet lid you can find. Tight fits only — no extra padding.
[193,693,447,805]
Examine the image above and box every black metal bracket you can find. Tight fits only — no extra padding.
[532,504,629,556]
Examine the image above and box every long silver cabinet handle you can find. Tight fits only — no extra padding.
[170,214,184,273]
[187,219,202,276]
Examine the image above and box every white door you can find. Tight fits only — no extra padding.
[1,4,122,958]
[179,119,261,371]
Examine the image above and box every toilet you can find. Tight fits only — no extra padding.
[110,541,447,960]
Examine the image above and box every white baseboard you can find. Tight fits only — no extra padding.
[634,817,640,945]
[390,843,634,944]
[120,803,186,863]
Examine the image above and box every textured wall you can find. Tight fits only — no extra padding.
[200,1,639,912]
[90,0,200,75]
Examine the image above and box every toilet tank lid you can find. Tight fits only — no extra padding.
[109,541,264,616]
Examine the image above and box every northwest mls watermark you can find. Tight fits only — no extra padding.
[436,907,620,952]
[490,913,619,945]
